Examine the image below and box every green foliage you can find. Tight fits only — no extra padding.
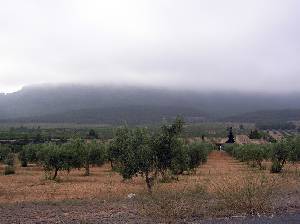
[114,128,152,178]
[269,136,300,172]
[153,117,184,175]
[62,138,85,170]
[249,130,263,139]
[287,137,300,164]
[29,138,107,179]
[0,145,11,163]
[37,143,74,179]
[0,125,114,142]
[223,144,239,155]
[186,142,213,171]
[270,140,290,173]
[3,152,15,175]
[108,117,210,192]
[224,144,271,170]
[82,140,107,175]
[225,136,300,173]
[19,144,40,167]
[245,145,267,168]
[87,141,107,165]
[271,160,282,173]
[170,140,189,175]
[109,127,156,191]
[108,117,187,192]
[108,127,131,170]
[4,153,15,166]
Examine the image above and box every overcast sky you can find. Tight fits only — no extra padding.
[0,0,300,93]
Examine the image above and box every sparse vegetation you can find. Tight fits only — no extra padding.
[224,137,300,173]
[212,174,277,216]
[0,120,299,222]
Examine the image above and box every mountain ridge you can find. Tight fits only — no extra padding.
[1,84,300,124]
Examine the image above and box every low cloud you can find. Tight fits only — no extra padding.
[0,0,300,93]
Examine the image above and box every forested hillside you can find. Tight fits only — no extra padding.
[1,84,300,124]
[5,106,207,125]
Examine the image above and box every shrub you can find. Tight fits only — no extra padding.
[249,129,263,139]
[170,140,189,175]
[271,160,282,173]
[270,140,290,173]
[4,153,15,166]
[243,145,268,169]
[224,144,271,170]
[186,142,212,171]
[0,145,11,163]
[19,144,41,167]
[223,143,239,155]
[3,152,15,175]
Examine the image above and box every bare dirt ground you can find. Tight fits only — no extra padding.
[0,151,299,223]
[0,151,253,203]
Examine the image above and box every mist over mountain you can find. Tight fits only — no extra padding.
[1,84,300,124]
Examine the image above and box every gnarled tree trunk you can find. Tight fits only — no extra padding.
[53,167,58,180]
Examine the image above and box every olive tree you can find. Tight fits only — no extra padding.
[62,138,85,172]
[19,144,40,167]
[108,127,131,170]
[288,137,300,164]
[37,143,74,179]
[110,127,156,192]
[152,117,184,178]
[109,117,187,192]
[0,145,15,175]
[82,140,107,176]
[270,140,290,173]
[187,142,213,171]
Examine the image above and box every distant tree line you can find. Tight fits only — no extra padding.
[224,137,300,173]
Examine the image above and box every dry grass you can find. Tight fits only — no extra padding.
[0,151,299,219]
[136,151,300,221]
[210,174,278,216]
[0,163,147,203]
